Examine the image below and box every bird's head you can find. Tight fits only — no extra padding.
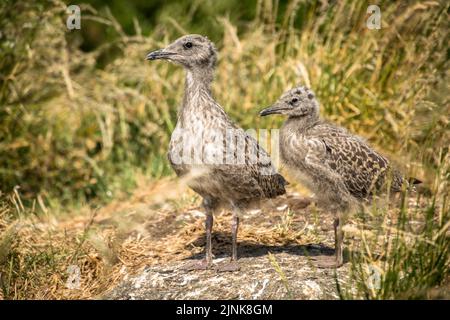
[146,34,217,70]
[259,86,319,120]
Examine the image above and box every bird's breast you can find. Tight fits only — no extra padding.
[280,129,308,165]
[168,118,229,175]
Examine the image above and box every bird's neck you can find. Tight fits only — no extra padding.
[284,115,320,133]
[179,68,215,124]
[184,68,213,99]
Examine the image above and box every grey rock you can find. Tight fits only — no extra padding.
[104,250,348,300]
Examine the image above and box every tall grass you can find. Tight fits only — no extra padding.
[1,0,447,203]
[338,150,449,299]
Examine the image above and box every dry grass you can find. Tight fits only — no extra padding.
[1,168,447,299]
[0,178,322,299]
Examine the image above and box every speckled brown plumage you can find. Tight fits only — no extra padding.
[147,34,286,272]
[260,85,407,268]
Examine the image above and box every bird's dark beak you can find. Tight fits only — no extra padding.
[146,49,176,60]
[259,104,287,117]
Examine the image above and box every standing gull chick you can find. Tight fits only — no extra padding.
[260,86,407,268]
[147,35,287,272]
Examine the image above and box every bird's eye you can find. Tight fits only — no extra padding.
[184,42,193,49]
[290,98,299,104]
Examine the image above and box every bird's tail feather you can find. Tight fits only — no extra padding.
[408,177,422,185]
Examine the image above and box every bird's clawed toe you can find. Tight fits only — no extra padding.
[215,261,240,272]
[180,259,213,271]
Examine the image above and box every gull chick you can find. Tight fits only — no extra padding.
[147,35,287,272]
[260,86,409,267]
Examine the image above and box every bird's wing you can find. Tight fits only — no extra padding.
[306,123,402,198]
[243,131,287,198]
[215,104,288,197]
[208,113,287,200]
[287,134,342,184]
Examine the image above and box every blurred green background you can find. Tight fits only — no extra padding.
[0,0,448,204]
[74,0,259,51]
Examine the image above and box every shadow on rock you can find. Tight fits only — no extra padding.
[185,231,335,261]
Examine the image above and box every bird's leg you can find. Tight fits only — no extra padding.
[216,207,241,272]
[205,211,214,264]
[181,199,215,271]
[313,213,345,269]
[231,213,239,262]
[334,215,344,267]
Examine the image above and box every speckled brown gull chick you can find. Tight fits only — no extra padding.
[147,35,287,272]
[260,85,408,268]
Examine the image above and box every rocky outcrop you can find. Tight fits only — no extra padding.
[104,244,349,300]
